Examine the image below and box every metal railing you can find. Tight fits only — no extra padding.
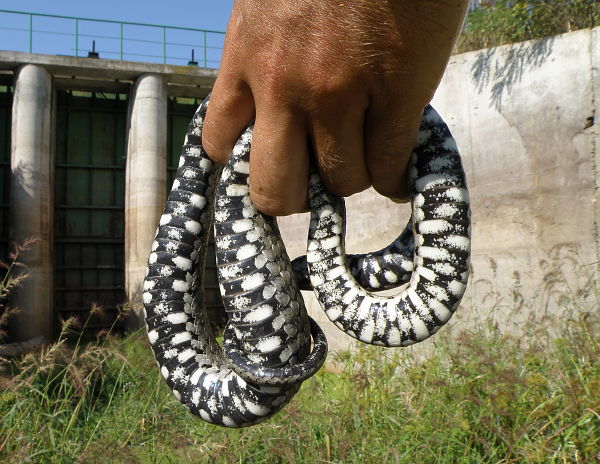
[0,9,225,68]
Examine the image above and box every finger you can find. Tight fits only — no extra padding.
[202,77,255,165]
[365,96,424,200]
[309,100,370,198]
[249,104,310,216]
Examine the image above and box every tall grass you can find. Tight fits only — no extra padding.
[0,251,598,463]
[0,239,35,343]
[457,0,600,53]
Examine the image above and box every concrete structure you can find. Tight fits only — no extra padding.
[125,74,168,326]
[432,27,599,329]
[0,52,215,342]
[8,64,53,341]
[279,26,600,352]
[0,51,217,97]
[1,27,598,351]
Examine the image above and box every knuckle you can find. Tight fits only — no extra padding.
[201,132,229,165]
[250,52,292,99]
[306,73,358,107]
[367,148,410,200]
[330,185,363,198]
[324,177,369,198]
[310,78,347,100]
[366,149,404,166]
[366,139,412,165]
[260,72,286,100]
[371,171,410,200]
[250,191,299,217]
[373,183,409,200]
[318,157,370,198]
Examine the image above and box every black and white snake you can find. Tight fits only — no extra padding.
[143,96,470,428]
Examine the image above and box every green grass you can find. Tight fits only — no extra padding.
[456,0,599,53]
[0,243,599,463]
[1,302,598,463]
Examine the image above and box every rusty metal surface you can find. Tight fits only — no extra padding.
[0,79,11,264]
[54,89,127,332]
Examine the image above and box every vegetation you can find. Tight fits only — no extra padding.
[0,247,599,463]
[457,0,600,53]
[0,240,34,342]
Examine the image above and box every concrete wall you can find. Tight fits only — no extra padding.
[432,27,599,328]
[279,27,600,352]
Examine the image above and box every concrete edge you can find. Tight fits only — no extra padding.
[0,51,218,87]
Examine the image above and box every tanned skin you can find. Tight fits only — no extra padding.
[202,0,469,215]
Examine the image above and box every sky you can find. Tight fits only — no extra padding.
[0,1,234,67]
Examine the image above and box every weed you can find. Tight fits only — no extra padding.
[0,238,36,342]
[457,0,600,53]
[0,249,598,463]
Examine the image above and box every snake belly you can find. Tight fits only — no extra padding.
[143,97,326,428]
[303,105,470,346]
[292,220,414,292]
[143,95,470,428]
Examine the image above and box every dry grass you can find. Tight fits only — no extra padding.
[0,245,598,463]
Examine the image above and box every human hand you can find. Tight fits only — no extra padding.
[202,0,469,215]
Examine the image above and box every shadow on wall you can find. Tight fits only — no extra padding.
[11,160,38,200]
[470,36,555,110]
[459,242,599,339]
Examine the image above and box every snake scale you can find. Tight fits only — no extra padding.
[143,96,470,428]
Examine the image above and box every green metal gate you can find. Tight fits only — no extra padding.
[0,80,11,266]
[0,78,12,336]
[168,96,225,326]
[54,90,127,334]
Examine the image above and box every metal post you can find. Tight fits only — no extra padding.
[75,19,79,57]
[28,14,32,53]
[120,22,123,60]
[162,27,166,64]
[203,31,207,67]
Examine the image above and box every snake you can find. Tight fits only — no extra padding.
[142,95,470,428]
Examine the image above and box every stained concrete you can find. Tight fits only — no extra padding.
[8,64,53,342]
[279,26,600,352]
[124,74,168,327]
[0,51,217,98]
[432,28,599,329]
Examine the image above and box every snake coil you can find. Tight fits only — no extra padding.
[143,96,470,428]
